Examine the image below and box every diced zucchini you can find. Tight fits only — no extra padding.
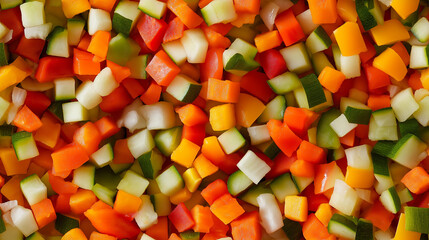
[127,129,155,159]
[411,17,429,43]
[345,144,373,170]
[180,231,200,240]
[340,97,372,124]
[55,214,79,235]
[317,108,341,149]
[372,153,394,194]
[88,8,112,35]
[340,54,361,79]
[391,88,420,122]
[73,164,95,190]
[155,165,184,196]
[26,232,45,240]
[329,114,357,137]
[76,81,102,110]
[356,0,384,31]
[404,206,429,234]
[20,1,45,28]
[223,38,259,75]
[413,96,429,126]
[93,67,119,97]
[397,186,413,204]
[67,17,85,46]
[390,134,427,169]
[269,173,299,203]
[399,118,421,137]
[296,9,318,35]
[256,140,281,160]
[62,101,89,123]
[95,167,122,191]
[113,0,141,36]
[163,40,187,66]
[41,172,55,197]
[300,73,327,108]
[240,184,272,207]
[305,26,332,54]
[180,29,209,64]
[154,127,182,156]
[54,78,75,101]
[0,223,22,240]
[410,45,429,69]
[107,33,141,66]
[237,150,271,184]
[166,74,202,103]
[218,128,245,154]
[138,150,164,179]
[150,193,171,216]
[291,175,313,193]
[267,72,301,95]
[369,108,398,141]
[20,174,47,205]
[257,95,286,123]
[280,42,312,74]
[282,217,303,240]
[311,52,334,76]
[200,0,237,26]
[139,101,176,130]
[92,183,116,206]
[227,170,253,196]
[12,131,39,161]
[46,26,69,58]
[126,55,149,79]
[328,213,357,239]
[0,0,22,9]
[355,218,373,240]
[117,170,149,197]
[11,206,38,237]
[135,195,158,230]
[0,43,9,66]
[90,144,114,168]
[380,186,401,214]
[138,0,167,19]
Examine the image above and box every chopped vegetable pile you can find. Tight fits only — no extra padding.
[0,0,428,239]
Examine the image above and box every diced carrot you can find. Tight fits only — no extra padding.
[408,71,423,91]
[62,228,88,240]
[112,139,134,164]
[176,104,209,126]
[0,148,31,176]
[31,198,57,228]
[254,30,282,53]
[51,143,89,174]
[13,105,43,132]
[363,199,394,231]
[193,154,219,178]
[70,189,98,215]
[307,0,337,24]
[401,166,429,194]
[100,85,134,113]
[210,194,245,224]
[49,171,79,195]
[122,78,145,99]
[274,9,305,46]
[54,194,71,214]
[77,34,91,51]
[297,140,326,164]
[89,231,117,240]
[90,200,112,211]
[318,66,346,93]
[1,175,26,206]
[94,116,120,140]
[146,50,181,86]
[146,216,168,240]
[34,113,61,150]
[234,0,259,13]
[206,78,240,103]
[290,159,315,178]
[201,179,229,205]
[73,48,101,76]
[283,107,319,136]
[140,81,162,105]
[230,211,261,240]
[167,0,203,29]
[87,31,111,61]
[168,233,181,240]
[89,0,116,12]
[113,190,142,215]
[201,24,231,49]
[73,122,102,155]
[106,60,131,83]
[367,94,391,111]
[191,205,214,233]
[267,119,302,157]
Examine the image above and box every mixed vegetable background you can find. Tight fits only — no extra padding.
[0,0,428,239]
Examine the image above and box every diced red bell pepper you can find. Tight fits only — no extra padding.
[0,7,24,40]
[257,49,287,79]
[200,48,224,82]
[24,91,51,116]
[137,14,168,52]
[99,85,133,113]
[267,119,302,157]
[13,36,45,63]
[35,57,74,82]
[240,70,275,104]
[168,203,195,232]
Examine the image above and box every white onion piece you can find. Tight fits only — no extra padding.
[124,110,146,133]
[24,23,52,40]
[2,211,13,225]
[12,87,27,106]
[0,30,13,43]
[260,2,279,31]
[414,88,429,102]
[6,105,19,124]
[257,193,284,234]
[0,200,18,213]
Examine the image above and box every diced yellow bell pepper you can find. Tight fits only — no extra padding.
[193,154,218,178]
[182,168,202,193]
[61,0,91,19]
[333,22,367,56]
[315,203,333,227]
[209,103,236,131]
[373,48,407,81]
[0,148,31,176]
[345,166,374,188]
[391,0,419,20]
[0,65,29,92]
[392,213,421,240]
[337,0,358,22]
[1,175,26,206]
[370,19,410,46]
[170,187,192,205]
[235,93,265,128]
[421,68,429,90]
[171,139,200,168]
[284,196,308,222]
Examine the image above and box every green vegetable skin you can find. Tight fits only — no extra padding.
[0,0,427,239]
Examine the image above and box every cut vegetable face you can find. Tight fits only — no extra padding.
[0,0,429,239]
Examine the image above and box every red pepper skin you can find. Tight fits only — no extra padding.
[240,70,275,104]
[99,85,133,113]
[168,203,195,232]
[182,124,206,146]
[257,49,287,79]
[267,119,302,157]
[84,208,140,239]
[137,14,168,52]
[0,7,24,40]
[24,91,51,116]
[35,57,74,82]
[13,36,45,63]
